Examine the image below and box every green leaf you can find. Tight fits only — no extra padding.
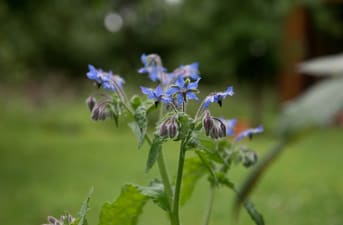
[77,187,93,225]
[145,136,164,172]
[136,179,170,211]
[175,112,194,141]
[243,200,265,225]
[98,184,149,225]
[128,105,148,149]
[130,95,142,110]
[180,157,207,205]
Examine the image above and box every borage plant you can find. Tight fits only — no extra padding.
[43,54,265,225]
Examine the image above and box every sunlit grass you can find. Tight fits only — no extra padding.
[0,93,342,225]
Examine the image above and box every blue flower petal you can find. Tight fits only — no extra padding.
[140,86,155,99]
[166,86,179,96]
[236,125,264,142]
[186,92,199,101]
[175,76,185,88]
[187,79,200,90]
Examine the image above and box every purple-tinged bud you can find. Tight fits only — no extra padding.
[91,103,110,121]
[213,118,226,138]
[167,117,178,139]
[86,96,96,111]
[203,111,214,136]
[159,120,169,137]
[48,216,58,224]
[210,127,220,139]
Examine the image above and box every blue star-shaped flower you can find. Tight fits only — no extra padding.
[166,77,200,106]
[203,86,234,108]
[141,85,172,105]
[138,53,167,82]
[173,62,200,80]
[86,65,125,92]
[220,118,237,136]
[235,125,263,142]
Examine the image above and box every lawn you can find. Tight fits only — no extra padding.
[0,93,342,225]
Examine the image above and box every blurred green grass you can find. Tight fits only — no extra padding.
[0,92,342,225]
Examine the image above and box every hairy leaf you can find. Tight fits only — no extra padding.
[128,105,148,149]
[137,180,170,211]
[98,184,149,225]
[180,157,207,205]
[77,187,93,225]
[145,136,163,172]
[130,95,142,110]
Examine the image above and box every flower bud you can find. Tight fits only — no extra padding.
[91,103,110,121]
[205,116,227,139]
[159,120,169,137]
[86,96,96,111]
[167,117,178,139]
[241,149,258,168]
[203,111,214,136]
[210,126,220,139]
[159,117,179,139]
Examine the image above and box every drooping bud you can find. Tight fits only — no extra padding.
[159,116,179,139]
[86,96,96,111]
[203,111,214,136]
[159,119,169,137]
[167,117,178,139]
[91,103,111,121]
[240,148,258,168]
[214,118,226,138]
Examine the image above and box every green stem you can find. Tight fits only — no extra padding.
[202,185,215,225]
[172,140,187,225]
[157,151,174,209]
[145,135,175,224]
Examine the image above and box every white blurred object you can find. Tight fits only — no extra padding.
[104,12,123,32]
[298,53,343,76]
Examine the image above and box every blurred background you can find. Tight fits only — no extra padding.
[0,0,342,225]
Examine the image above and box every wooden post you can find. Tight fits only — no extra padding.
[279,6,307,102]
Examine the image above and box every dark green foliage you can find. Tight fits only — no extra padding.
[98,184,149,225]
[145,136,164,172]
[137,180,170,211]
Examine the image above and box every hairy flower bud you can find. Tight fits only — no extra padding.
[167,117,178,139]
[159,117,179,139]
[86,96,96,111]
[203,111,214,136]
[159,120,169,137]
[91,103,111,121]
[240,149,258,168]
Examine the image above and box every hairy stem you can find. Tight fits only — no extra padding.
[157,151,174,208]
[202,185,215,225]
[172,140,187,225]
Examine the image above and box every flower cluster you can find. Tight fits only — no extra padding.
[85,53,263,143]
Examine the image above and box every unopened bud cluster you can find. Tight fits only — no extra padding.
[203,111,226,139]
[86,96,112,121]
[42,214,75,225]
[159,116,178,139]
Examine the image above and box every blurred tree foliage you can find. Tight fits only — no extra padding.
[0,0,341,84]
